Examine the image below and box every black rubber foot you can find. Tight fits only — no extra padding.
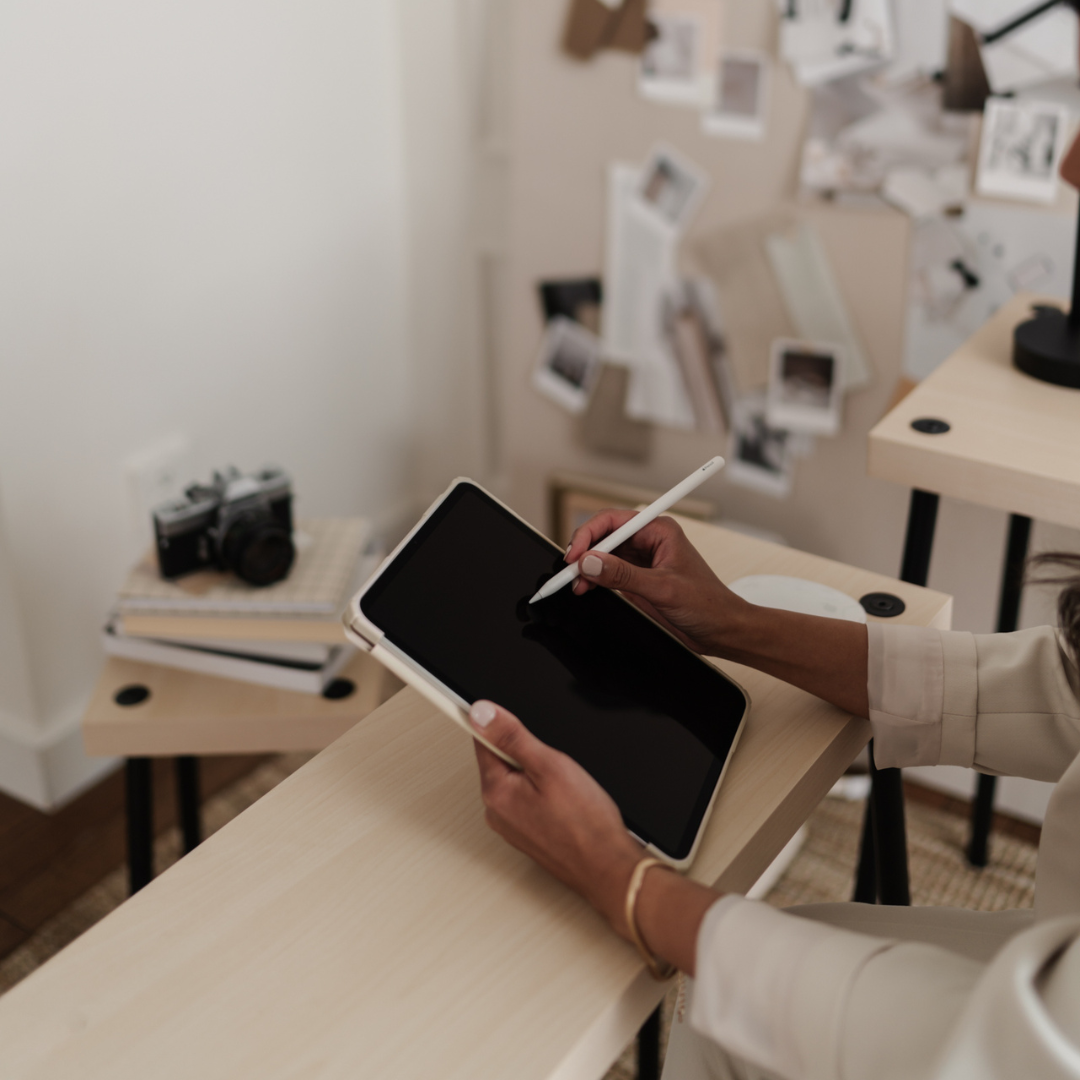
[1013,306,1080,389]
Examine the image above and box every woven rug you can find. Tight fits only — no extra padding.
[0,766,1039,1079]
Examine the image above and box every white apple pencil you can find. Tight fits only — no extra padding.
[529,456,725,604]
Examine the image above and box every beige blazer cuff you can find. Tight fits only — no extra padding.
[866,624,977,769]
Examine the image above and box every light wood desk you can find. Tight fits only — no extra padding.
[869,293,1080,529]
[869,292,1080,865]
[5,521,951,1080]
[83,649,399,758]
[81,650,401,892]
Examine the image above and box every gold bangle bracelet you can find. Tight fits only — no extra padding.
[624,856,677,981]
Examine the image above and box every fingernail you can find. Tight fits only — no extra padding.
[470,700,497,728]
[565,542,572,554]
[582,554,603,577]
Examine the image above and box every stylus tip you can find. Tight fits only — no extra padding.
[528,590,543,604]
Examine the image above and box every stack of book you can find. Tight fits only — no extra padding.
[104,518,381,694]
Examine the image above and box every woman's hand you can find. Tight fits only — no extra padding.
[469,699,643,936]
[470,699,721,974]
[565,511,750,656]
[565,510,871,717]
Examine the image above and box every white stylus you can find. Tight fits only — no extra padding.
[529,456,725,604]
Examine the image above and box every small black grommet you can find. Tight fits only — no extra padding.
[859,592,906,618]
[322,678,356,701]
[114,684,151,707]
[911,417,950,435]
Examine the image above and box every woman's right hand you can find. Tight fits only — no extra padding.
[564,512,751,657]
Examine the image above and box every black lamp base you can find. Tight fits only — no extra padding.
[1013,305,1080,389]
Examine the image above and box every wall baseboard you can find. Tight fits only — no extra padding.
[0,717,118,810]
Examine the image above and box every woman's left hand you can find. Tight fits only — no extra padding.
[469,700,643,937]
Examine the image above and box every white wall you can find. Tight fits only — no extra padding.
[0,0,439,806]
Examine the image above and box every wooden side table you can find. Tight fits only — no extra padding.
[870,291,1080,866]
[2,519,952,1080]
[82,650,401,893]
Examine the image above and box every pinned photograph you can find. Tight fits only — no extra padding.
[532,316,602,414]
[635,143,710,233]
[975,98,1071,205]
[726,393,794,499]
[766,339,843,437]
[638,14,703,106]
[702,52,769,141]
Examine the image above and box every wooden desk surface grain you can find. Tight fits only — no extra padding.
[1,520,952,1080]
[868,292,1080,529]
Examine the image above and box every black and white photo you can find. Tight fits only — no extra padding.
[702,52,769,141]
[726,393,794,498]
[976,98,1071,205]
[531,315,602,414]
[766,339,843,436]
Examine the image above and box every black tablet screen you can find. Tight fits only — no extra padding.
[360,483,747,860]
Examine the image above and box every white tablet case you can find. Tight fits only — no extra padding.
[342,477,749,869]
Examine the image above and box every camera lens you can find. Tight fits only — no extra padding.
[221,514,295,586]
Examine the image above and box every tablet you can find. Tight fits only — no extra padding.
[343,479,749,867]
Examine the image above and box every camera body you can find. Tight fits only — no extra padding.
[153,466,296,586]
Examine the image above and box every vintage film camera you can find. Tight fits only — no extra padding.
[153,466,295,586]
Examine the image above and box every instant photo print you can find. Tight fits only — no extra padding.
[635,143,710,233]
[638,13,703,105]
[976,98,1071,205]
[703,52,770,141]
[726,391,795,499]
[532,316,602,414]
[766,339,843,437]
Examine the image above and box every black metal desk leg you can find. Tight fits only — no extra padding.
[126,757,154,895]
[900,490,941,587]
[868,747,910,905]
[176,756,202,854]
[855,489,939,904]
[637,1005,662,1080]
[967,513,1032,866]
[852,779,878,903]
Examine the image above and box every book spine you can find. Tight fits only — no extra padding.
[103,631,349,693]
[119,614,346,644]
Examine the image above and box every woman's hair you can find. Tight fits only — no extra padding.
[1029,552,1080,660]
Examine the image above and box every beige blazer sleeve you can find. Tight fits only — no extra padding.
[866,624,1080,778]
[687,624,1080,1079]
[691,899,1080,1080]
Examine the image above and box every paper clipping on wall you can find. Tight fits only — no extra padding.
[725,391,795,498]
[602,162,695,430]
[562,0,655,61]
[766,339,844,437]
[638,0,723,107]
[949,0,1079,94]
[635,142,711,233]
[880,0,949,85]
[881,164,969,218]
[763,221,873,391]
[532,316,603,414]
[800,75,972,200]
[702,51,770,141]
[902,200,1077,381]
[580,363,653,463]
[694,209,799,393]
[664,279,729,433]
[975,97,1072,205]
[779,0,895,87]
